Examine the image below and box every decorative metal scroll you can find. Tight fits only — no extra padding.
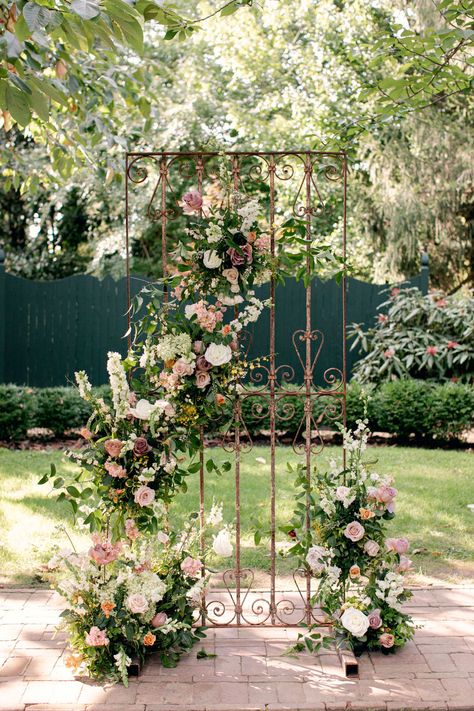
[125,150,347,627]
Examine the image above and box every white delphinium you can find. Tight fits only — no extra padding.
[206,501,223,526]
[320,496,336,516]
[375,572,405,610]
[75,371,92,400]
[186,576,207,607]
[237,198,260,233]
[107,352,130,420]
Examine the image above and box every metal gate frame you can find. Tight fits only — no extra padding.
[125,150,347,629]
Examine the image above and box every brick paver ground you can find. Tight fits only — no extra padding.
[1,587,474,711]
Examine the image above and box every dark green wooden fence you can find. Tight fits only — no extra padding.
[0,254,428,387]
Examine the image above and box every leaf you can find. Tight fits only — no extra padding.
[23,3,52,32]
[30,85,49,121]
[66,485,81,498]
[6,84,31,126]
[221,1,239,16]
[5,31,24,59]
[70,0,101,20]
[196,648,217,659]
[14,14,31,42]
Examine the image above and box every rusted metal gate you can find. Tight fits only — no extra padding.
[125,150,347,628]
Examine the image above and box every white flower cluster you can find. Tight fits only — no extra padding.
[107,352,130,420]
[375,571,405,610]
[237,198,260,234]
[231,296,270,330]
[334,485,356,508]
[125,569,167,605]
[306,545,331,575]
[205,223,222,243]
[155,333,192,361]
[75,370,92,400]
[186,576,207,608]
[343,420,369,453]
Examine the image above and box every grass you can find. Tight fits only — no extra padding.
[0,445,473,587]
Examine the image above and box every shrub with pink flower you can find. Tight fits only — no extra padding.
[286,422,414,657]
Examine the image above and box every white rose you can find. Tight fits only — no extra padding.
[129,399,155,420]
[126,593,149,614]
[212,530,233,558]
[185,304,197,319]
[203,250,222,269]
[204,343,232,367]
[340,607,370,638]
[364,540,380,557]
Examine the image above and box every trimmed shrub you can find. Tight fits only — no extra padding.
[34,387,93,437]
[0,385,36,441]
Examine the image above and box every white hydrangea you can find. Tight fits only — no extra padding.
[205,223,222,243]
[125,570,167,604]
[156,333,192,361]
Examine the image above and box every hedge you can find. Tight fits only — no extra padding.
[0,380,472,442]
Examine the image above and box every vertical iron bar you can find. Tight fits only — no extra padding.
[304,153,312,624]
[232,155,242,625]
[342,153,348,472]
[196,156,207,625]
[269,156,277,623]
[161,158,168,304]
[125,154,131,350]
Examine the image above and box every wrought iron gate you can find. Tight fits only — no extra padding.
[125,150,347,628]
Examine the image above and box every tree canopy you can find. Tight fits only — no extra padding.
[0,0,473,290]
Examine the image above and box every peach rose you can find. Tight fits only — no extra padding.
[344,521,365,542]
[246,231,257,244]
[359,508,375,520]
[101,601,115,619]
[173,358,195,377]
[104,439,123,458]
[349,565,361,578]
[143,631,156,646]
[215,393,226,407]
[80,427,93,440]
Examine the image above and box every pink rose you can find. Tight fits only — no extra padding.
[126,593,149,614]
[133,437,151,457]
[125,519,140,540]
[88,540,122,565]
[134,485,155,507]
[173,358,195,377]
[196,371,211,389]
[385,537,409,555]
[227,243,253,266]
[222,267,239,284]
[196,356,212,371]
[182,190,203,214]
[180,556,202,578]
[344,521,365,543]
[380,633,395,648]
[397,555,413,572]
[368,609,383,629]
[377,485,397,504]
[364,540,380,557]
[104,461,127,479]
[80,427,93,440]
[193,340,204,354]
[85,626,109,647]
[129,392,137,407]
[151,612,168,628]
[104,439,123,458]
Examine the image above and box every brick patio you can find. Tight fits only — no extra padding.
[1,587,474,711]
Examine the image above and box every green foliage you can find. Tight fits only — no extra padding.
[0,384,35,440]
[369,380,474,441]
[350,287,474,383]
[34,387,93,436]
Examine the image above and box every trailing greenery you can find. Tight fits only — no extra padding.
[349,287,474,384]
[1,379,472,443]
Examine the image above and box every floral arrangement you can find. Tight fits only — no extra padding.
[39,351,190,537]
[45,510,231,684]
[134,287,269,432]
[172,190,272,305]
[285,421,415,656]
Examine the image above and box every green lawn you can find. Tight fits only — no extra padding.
[0,445,473,586]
